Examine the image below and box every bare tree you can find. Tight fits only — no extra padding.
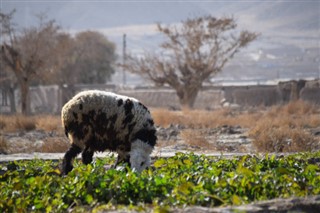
[125,16,259,109]
[44,32,76,85]
[0,56,17,113]
[0,10,18,113]
[0,10,61,114]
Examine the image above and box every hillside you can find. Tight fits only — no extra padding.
[2,1,319,85]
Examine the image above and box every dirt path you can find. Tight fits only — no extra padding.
[172,195,320,213]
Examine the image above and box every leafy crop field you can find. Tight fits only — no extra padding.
[1,152,320,212]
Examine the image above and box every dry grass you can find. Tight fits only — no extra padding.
[153,101,320,153]
[249,124,318,152]
[151,109,184,127]
[151,108,260,128]
[0,114,63,134]
[0,115,36,132]
[248,101,320,152]
[0,101,319,153]
[152,101,319,128]
[35,115,63,133]
[0,114,67,153]
[283,100,318,115]
[0,136,69,154]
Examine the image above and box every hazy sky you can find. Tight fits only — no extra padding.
[2,1,209,29]
[1,0,319,81]
[2,1,319,48]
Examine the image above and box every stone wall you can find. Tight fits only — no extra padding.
[0,79,319,114]
[232,86,281,106]
[300,88,320,104]
[118,89,223,110]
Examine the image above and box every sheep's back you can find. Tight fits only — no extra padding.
[61,90,155,150]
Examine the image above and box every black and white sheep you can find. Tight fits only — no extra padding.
[61,90,157,175]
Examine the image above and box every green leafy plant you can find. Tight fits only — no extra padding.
[0,152,319,212]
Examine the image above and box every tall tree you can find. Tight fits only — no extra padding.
[0,56,17,113]
[74,31,116,84]
[0,10,62,114]
[125,16,258,109]
[54,31,117,85]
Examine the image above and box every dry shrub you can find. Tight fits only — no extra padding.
[266,105,283,118]
[0,115,64,134]
[180,109,225,128]
[35,115,63,134]
[0,115,36,132]
[284,100,316,115]
[152,108,225,128]
[249,118,318,152]
[180,129,214,150]
[241,100,320,152]
[15,115,36,131]
[223,110,263,128]
[151,108,260,129]
[264,100,319,119]
[181,108,258,128]
[288,129,318,152]
[151,108,184,127]
[308,115,320,127]
[250,125,289,152]
[251,126,317,152]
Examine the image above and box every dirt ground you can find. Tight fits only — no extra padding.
[171,195,320,213]
[0,124,253,155]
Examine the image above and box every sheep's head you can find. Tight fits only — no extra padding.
[129,139,153,172]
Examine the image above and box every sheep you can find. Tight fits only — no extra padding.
[61,90,157,175]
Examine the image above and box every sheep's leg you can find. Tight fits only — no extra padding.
[82,148,94,165]
[62,144,82,175]
[112,154,130,168]
[112,155,121,168]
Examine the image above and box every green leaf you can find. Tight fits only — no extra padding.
[237,167,254,177]
[183,159,192,166]
[46,205,52,212]
[176,182,194,195]
[305,164,319,173]
[1,152,320,211]
[85,194,94,204]
[276,167,290,175]
[231,195,242,205]
[154,159,166,168]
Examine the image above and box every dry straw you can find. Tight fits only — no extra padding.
[0,100,319,153]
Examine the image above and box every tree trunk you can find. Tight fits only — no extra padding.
[290,81,299,101]
[8,87,16,114]
[20,78,30,115]
[177,87,200,110]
